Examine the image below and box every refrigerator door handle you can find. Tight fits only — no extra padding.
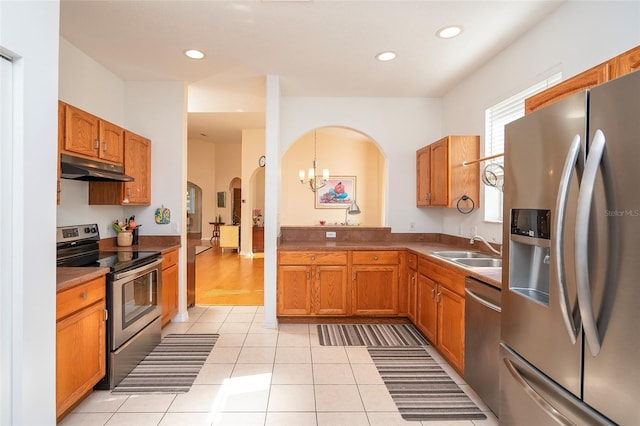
[503,356,574,426]
[553,134,582,344]
[575,129,606,357]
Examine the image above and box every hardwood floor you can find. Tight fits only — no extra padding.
[194,241,264,305]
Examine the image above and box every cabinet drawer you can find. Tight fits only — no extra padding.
[407,252,418,271]
[418,257,465,296]
[57,276,106,320]
[162,249,178,269]
[279,251,347,265]
[352,251,399,265]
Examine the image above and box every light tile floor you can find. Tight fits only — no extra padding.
[60,305,498,426]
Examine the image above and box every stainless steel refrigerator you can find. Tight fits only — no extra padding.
[500,70,640,425]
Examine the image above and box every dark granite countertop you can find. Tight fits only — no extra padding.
[56,267,110,293]
[278,240,502,290]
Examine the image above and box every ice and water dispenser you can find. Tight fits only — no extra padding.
[509,209,551,305]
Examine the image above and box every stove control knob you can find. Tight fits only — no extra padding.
[84,227,91,233]
[91,227,97,233]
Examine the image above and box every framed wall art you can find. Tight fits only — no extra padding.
[315,176,356,209]
[217,191,226,208]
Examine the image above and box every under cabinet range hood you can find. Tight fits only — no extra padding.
[60,153,134,182]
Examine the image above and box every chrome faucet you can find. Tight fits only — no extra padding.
[470,235,502,257]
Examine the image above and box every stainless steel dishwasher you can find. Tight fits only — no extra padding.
[464,276,501,417]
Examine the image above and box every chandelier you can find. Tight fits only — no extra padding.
[299,131,329,192]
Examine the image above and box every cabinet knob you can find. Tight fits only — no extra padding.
[81,292,88,300]
[311,255,316,261]
[373,256,379,261]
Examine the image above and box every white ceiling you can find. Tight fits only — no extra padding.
[60,0,564,144]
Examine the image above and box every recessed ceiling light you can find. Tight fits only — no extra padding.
[184,49,206,60]
[375,51,397,62]
[437,25,463,39]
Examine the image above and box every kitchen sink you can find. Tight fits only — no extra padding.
[432,251,488,259]
[454,258,502,268]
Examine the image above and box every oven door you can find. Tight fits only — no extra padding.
[110,257,163,350]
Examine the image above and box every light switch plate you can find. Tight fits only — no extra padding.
[326,231,336,238]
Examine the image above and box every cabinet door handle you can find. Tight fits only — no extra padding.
[430,288,435,301]
[316,271,320,280]
[436,291,442,303]
[102,140,108,152]
[94,138,100,150]
[104,308,109,322]
[353,271,357,281]
[306,271,310,280]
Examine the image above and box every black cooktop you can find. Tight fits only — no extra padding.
[94,250,161,273]
[56,223,161,273]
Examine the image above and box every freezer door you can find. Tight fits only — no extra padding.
[502,92,586,397]
[499,344,614,426]
[581,69,640,424]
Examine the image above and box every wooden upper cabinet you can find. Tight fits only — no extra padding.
[416,135,480,209]
[416,146,431,206]
[62,104,124,164]
[64,104,100,158]
[525,63,610,114]
[88,130,151,205]
[99,120,125,164]
[525,45,640,114]
[123,131,151,205]
[429,139,449,207]
[611,45,640,78]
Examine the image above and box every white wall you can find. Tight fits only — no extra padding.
[58,40,187,241]
[280,97,443,233]
[0,1,59,423]
[442,1,640,243]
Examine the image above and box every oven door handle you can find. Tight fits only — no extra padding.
[113,257,164,282]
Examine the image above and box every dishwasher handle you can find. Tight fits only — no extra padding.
[465,287,501,313]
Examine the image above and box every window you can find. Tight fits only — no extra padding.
[484,73,562,222]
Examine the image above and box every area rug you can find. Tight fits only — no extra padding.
[368,346,486,421]
[195,245,211,255]
[112,333,218,394]
[317,323,429,346]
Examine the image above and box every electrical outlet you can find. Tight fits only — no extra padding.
[409,222,415,231]
[326,231,336,238]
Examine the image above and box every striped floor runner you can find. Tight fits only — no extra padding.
[317,323,429,346]
[112,333,218,394]
[368,347,486,421]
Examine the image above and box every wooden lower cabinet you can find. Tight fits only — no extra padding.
[437,285,465,372]
[415,256,466,374]
[406,252,418,323]
[161,249,179,326]
[351,251,399,316]
[416,273,438,343]
[56,276,107,420]
[278,251,349,316]
[351,265,399,315]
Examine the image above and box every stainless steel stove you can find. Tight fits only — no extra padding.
[56,224,163,389]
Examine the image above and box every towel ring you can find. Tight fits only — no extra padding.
[456,195,475,214]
